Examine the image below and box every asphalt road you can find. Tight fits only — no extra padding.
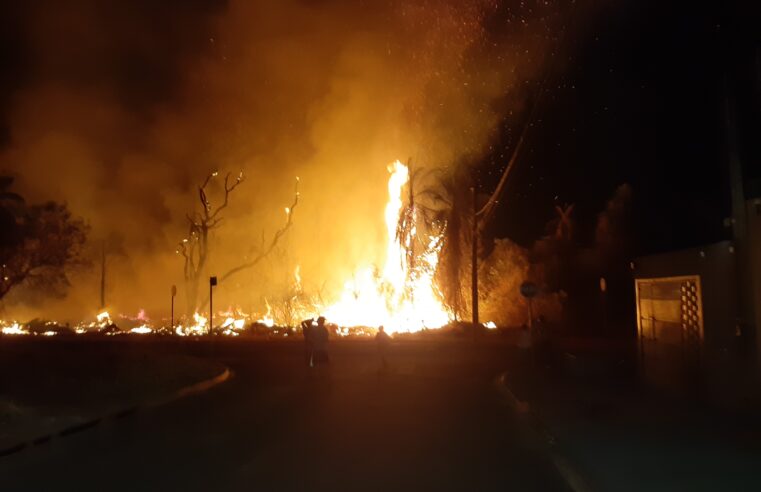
[0,339,571,491]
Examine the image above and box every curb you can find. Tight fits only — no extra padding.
[494,371,595,492]
[0,366,232,459]
[145,366,232,408]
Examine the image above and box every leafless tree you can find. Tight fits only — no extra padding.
[194,177,300,313]
[177,171,244,314]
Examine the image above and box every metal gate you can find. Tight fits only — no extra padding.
[635,275,703,362]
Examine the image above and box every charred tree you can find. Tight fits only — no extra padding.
[427,168,471,321]
[93,232,125,311]
[195,177,300,312]
[177,171,243,314]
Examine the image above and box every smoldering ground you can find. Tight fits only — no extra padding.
[0,0,582,322]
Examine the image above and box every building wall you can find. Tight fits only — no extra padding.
[748,199,761,369]
[635,276,702,346]
[632,241,738,349]
[632,242,761,404]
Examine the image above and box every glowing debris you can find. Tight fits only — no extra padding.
[1,323,28,335]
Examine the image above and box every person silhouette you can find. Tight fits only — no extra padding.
[300,318,315,366]
[375,325,391,371]
[312,316,330,365]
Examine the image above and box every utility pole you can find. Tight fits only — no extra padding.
[520,281,538,331]
[171,285,177,334]
[471,186,479,327]
[99,241,106,309]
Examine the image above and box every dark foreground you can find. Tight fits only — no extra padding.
[0,339,570,491]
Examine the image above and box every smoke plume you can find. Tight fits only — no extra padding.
[0,0,570,322]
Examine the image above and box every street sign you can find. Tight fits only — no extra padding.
[520,281,538,299]
[209,277,217,336]
[171,285,177,297]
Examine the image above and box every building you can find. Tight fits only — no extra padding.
[631,77,761,404]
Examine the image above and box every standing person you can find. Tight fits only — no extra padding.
[300,318,314,367]
[312,316,330,365]
[375,325,391,372]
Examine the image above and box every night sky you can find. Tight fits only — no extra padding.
[482,0,760,255]
[0,0,758,257]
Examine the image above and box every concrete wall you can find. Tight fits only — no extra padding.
[633,241,739,350]
[747,199,761,370]
[633,239,761,407]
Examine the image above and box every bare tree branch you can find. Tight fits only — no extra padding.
[210,172,244,221]
[196,177,299,311]
[176,170,244,314]
[199,172,215,191]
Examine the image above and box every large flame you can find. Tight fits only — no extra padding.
[0,161,482,337]
[1,321,29,336]
[322,160,450,333]
[175,312,208,336]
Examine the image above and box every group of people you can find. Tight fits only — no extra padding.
[300,317,393,371]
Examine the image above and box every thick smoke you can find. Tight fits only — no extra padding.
[0,0,569,322]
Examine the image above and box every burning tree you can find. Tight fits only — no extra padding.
[177,171,244,314]
[410,164,556,327]
[390,161,496,324]
[399,165,473,321]
[0,177,88,302]
[395,163,434,296]
[429,168,473,321]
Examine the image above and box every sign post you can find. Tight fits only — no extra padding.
[171,285,177,333]
[520,281,538,331]
[209,276,218,336]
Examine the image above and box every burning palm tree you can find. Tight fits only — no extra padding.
[395,164,473,322]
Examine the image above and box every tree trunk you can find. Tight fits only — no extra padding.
[186,277,200,316]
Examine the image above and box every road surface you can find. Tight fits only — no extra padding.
[0,339,570,491]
